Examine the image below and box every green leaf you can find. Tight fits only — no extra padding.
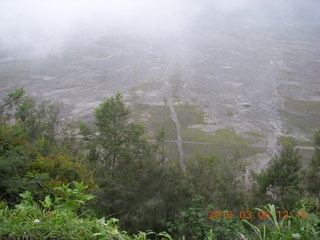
[54,201,78,212]
[0,201,7,209]
[96,218,107,225]
[292,233,301,239]
[41,195,52,208]
[20,191,32,200]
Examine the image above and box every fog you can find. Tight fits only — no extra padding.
[0,0,319,57]
[0,0,201,56]
[1,0,320,161]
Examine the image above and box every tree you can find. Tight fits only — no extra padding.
[0,90,93,205]
[80,93,163,231]
[80,94,194,233]
[82,93,149,172]
[188,151,248,211]
[305,130,320,197]
[254,145,302,209]
[0,89,61,155]
[0,88,25,122]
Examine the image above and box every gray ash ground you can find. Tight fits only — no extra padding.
[1,19,319,167]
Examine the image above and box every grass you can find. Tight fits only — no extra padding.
[130,99,266,162]
[243,203,320,240]
[278,109,319,136]
[245,131,267,144]
[278,136,312,147]
[183,142,263,160]
[182,128,248,145]
[131,104,177,140]
[225,109,235,117]
[277,85,320,136]
[245,131,267,138]
[283,97,320,118]
[175,103,205,128]
[128,82,160,102]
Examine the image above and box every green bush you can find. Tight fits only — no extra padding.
[243,204,319,240]
[168,196,248,240]
[0,187,173,240]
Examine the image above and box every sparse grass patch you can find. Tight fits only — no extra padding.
[128,82,161,103]
[182,128,247,144]
[183,142,263,160]
[245,131,267,138]
[226,109,234,117]
[175,103,205,128]
[128,82,159,93]
[278,136,296,146]
[279,109,318,135]
[131,104,177,140]
[278,136,312,147]
[284,98,320,118]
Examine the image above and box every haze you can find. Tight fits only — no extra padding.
[1,0,320,164]
[1,0,319,56]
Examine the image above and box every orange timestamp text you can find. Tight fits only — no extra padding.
[208,210,308,220]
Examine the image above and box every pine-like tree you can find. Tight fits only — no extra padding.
[254,145,302,209]
[305,130,320,197]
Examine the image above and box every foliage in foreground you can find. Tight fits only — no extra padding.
[243,202,319,240]
[1,190,318,240]
[0,187,172,240]
[1,89,320,239]
[168,196,319,240]
[167,196,249,240]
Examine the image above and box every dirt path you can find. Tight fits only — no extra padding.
[167,93,186,175]
[162,78,186,175]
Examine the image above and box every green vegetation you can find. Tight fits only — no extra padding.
[243,203,319,240]
[304,130,320,198]
[278,97,320,137]
[167,196,249,240]
[128,82,161,102]
[225,109,235,117]
[253,145,302,209]
[276,88,320,137]
[175,103,205,128]
[278,109,318,135]
[183,142,263,160]
[246,131,267,139]
[131,104,177,140]
[128,82,160,93]
[188,151,249,211]
[0,89,319,239]
[284,98,320,118]
[245,132,267,145]
[0,186,172,240]
[278,136,312,147]
[182,128,247,144]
